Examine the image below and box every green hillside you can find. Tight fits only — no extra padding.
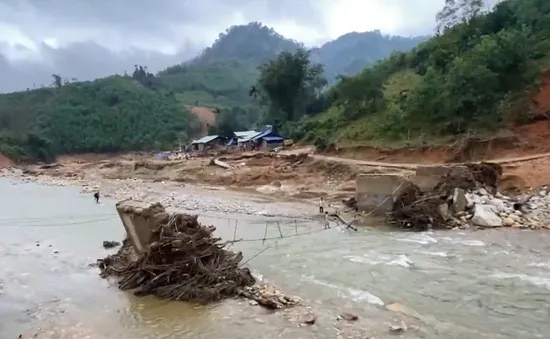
[0,22,429,162]
[289,0,550,148]
[0,76,199,162]
[153,23,425,114]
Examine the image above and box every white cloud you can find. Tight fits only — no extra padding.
[0,0,449,56]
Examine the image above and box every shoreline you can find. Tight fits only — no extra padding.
[3,152,550,232]
[1,166,320,221]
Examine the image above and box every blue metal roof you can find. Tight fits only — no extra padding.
[262,136,284,142]
[191,135,221,144]
[251,126,275,141]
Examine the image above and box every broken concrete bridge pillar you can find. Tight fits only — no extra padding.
[355,174,411,216]
[116,199,169,253]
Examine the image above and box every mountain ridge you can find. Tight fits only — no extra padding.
[0,22,427,93]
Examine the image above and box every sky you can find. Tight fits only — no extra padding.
[0,0,498,92]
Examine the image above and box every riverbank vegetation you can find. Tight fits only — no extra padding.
[281,0,550,148]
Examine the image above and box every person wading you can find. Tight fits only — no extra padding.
[319,197,325,214]
[324,211,330,229]
[94,191,100,203]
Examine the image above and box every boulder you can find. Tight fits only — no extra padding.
[488,198,506,212]
[452,188,467,213]
[502,217,515,227]
[471,205,502,227]
[438,203,450,220]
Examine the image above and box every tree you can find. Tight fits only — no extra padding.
[436,0,485,33]
[208,107,249,137]
[52,74,62,88]
[255,48,327,125]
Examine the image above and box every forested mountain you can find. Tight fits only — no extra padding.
[0,76,199,162]
[153,23,425,108]
[311,31,427,83]
[285,0,550,147]
[0,21,426,162]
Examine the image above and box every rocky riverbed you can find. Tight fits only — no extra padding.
[0,167,316,220]
[443,186,550,230]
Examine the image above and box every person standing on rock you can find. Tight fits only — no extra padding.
[319,197,325,214]
[94,191,100,203]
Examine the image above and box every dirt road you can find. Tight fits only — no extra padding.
[310,152,550,169]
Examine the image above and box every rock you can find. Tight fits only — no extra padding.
[452,188,468,213]
[488,198,506,212]
[301,312,316,325]
[438,203,450,220]
[477,188,489,196]
[339,311,358,321]
[539,190,547,197]
[471,205,502,227]
[502,217,515,227]
[465,193,478,209]
[103,240,121,249]
[389,320,408,333]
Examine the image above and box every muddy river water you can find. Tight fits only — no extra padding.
[1,178,549,338]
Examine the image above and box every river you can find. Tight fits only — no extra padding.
[0,178,549,338]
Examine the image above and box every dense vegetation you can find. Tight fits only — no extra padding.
[0,76,199,162]
[283,0,550,148]
[0,22,427,161]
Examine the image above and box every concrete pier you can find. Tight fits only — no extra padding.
[355,174,411,216]
[411,165,452,192]
[116,200,169,253]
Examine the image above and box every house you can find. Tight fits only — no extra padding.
[190,135,226,152]
[227,130,259,147]
[250,127,284,150]
[231,125,284,151]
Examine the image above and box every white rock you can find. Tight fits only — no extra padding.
[472,205,502,227]
[488,198,505,212]
[465,193,478,209]
[502,217,515,227]
[509,214,521,223]
[477,188,489,196]
[539,190,547,197]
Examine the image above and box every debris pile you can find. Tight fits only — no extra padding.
[389,162,539,230]
[97,203,255,303]
[239,284,301,309]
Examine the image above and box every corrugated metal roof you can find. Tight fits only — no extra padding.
[262,136,284,142]
[234,130,258,138]
[191,135,221,144]
[251,126,275,141]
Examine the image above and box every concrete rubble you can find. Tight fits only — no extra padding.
[390,163,550,231]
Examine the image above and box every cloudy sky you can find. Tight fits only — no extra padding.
[0,0,497,92]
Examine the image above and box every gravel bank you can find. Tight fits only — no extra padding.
[0,168,316,220]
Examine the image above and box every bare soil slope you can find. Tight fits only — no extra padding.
[189,106,216,137]
[0,152,13,168]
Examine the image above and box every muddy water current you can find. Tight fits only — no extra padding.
[1,178,549,338]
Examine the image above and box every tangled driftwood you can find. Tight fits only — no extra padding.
[390,162,502,231]
[97,207,255,303]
